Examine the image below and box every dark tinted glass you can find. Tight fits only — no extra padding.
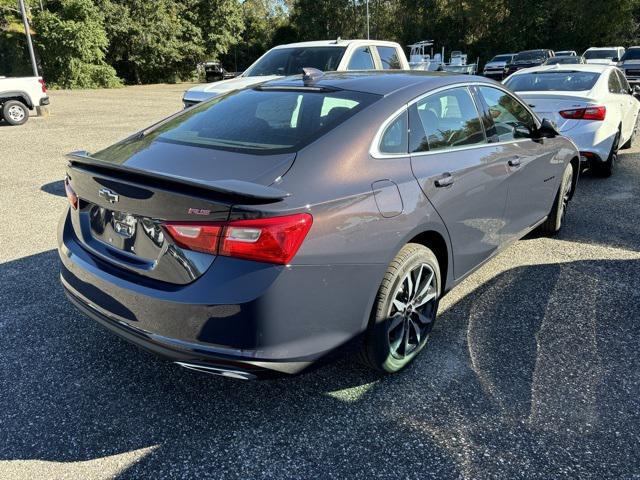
[505,71,599,91]
[515,51,546,61]
[545,56,582,64]
[380,111,408,154]
[244,47,346,76]
[491,55,514,62]
[409,87,485,152]
[621,48,640,61]
[149,88,379,154]
[616,70,630,92]
[479,86,536,142]
[378,46,402,69]
[347,47,375,70]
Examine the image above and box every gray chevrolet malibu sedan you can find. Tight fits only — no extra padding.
[59,71,579,379]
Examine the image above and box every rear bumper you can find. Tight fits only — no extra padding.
[40,96,50,106]
[58,209,382,377]
[561,122,616,164]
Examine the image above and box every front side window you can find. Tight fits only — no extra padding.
[379,111,408,154]
[479,86,536,141]
[377,46,402,69]
[106,88,381,156]
[409,87,485,153]
[347,47,375,70]
[244,47,347,77]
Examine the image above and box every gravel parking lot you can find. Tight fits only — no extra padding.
[1,84,639,479]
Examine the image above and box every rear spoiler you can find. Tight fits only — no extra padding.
[66,151,290,202]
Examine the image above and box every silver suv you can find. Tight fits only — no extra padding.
[619,47,640,86]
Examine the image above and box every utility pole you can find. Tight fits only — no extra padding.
[18,0,39,77]
[366,0,370,40]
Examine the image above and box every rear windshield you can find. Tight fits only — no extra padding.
[545,56,581,64]
[150,87,379,154]
[244,47,347,77]
[515,51,546,61]
[505,71,600,91]
[584,49,617,60]
[621,49,640,61]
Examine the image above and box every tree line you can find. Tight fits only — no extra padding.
[1,0,639,88]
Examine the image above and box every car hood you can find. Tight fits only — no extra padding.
[183,75,281,102]
[621,60,640,66]
[585,59,615,65]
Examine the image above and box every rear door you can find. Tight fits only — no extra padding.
[409,86,510,279]
[476,85,560,238]
[614,69,639,141]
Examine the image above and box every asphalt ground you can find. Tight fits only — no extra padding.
[1,84,639,479]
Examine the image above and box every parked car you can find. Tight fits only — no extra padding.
[0,76,49,126]
[198,61,234,83]
[59,71,579,378]
[583,47,625,66]
[504,64,640,177]
[182,39,410,108]
[618,46,640,86]
[482,53,516,80]
[555,50,578,57]
[543,56,586,65]
[506,49,554,75]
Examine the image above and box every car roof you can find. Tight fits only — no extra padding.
[517,49,550,53]
[272,39,401,49]
[585,46,624,50]
[510,63,613,75]
[260,70,494,96]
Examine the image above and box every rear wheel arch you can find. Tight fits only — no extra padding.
[0,91,33,109]
[407,230,449,293]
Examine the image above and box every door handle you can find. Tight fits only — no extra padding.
[508,156,521,167]
[434,173,454,188]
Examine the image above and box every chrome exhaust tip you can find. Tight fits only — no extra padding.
[174,361,257,380]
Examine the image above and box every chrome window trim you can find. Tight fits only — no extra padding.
[370,81,542,159]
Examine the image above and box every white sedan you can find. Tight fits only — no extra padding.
[504,64,640,177]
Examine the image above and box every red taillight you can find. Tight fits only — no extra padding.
[163,213,313,264]
[38,78,47,93]
[559,105,606,121]
[64,177,78,210]
[163,223,222,254]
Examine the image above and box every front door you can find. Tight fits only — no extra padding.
[409,86,511,279]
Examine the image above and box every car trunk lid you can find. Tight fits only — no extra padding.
[515,91,596,132]
[65,148,292,285]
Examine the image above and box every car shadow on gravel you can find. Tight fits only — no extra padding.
[1,250,639,479]
[40,180,66,197]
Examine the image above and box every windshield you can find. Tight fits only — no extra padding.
[515,51,545,61]
[490,55,513,62]
[545,57,581,64]
[621,49,640,61]
[584,49,617,60]
[149,87,379,154]
[244,47,347,77]
[505,71,600,92]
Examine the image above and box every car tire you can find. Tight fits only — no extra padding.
[594,129,620,178]
[359,243,441,373]
[539,162,573,236]
[2,100,29,126]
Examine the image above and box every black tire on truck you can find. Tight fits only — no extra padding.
[2,100,29,126]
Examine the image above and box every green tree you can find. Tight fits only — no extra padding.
[33,0,121,87]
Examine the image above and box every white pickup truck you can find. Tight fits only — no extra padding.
[183,39,410,107]
[0,76,49,125]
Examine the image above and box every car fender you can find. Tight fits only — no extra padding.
[0,90,33,109]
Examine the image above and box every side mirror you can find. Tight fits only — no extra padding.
[512,122,532,139]
[535,118,559,139]
[612,57,619,62]
[633,85,640,100]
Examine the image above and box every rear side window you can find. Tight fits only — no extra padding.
[377,46,402,69]
[478,86,536,141]
[153,88,380,154]
[409,87,485,152]
[608,71,622,93]
[379,111,408,154]
[615,69,630,93]
[348,47,375,70]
